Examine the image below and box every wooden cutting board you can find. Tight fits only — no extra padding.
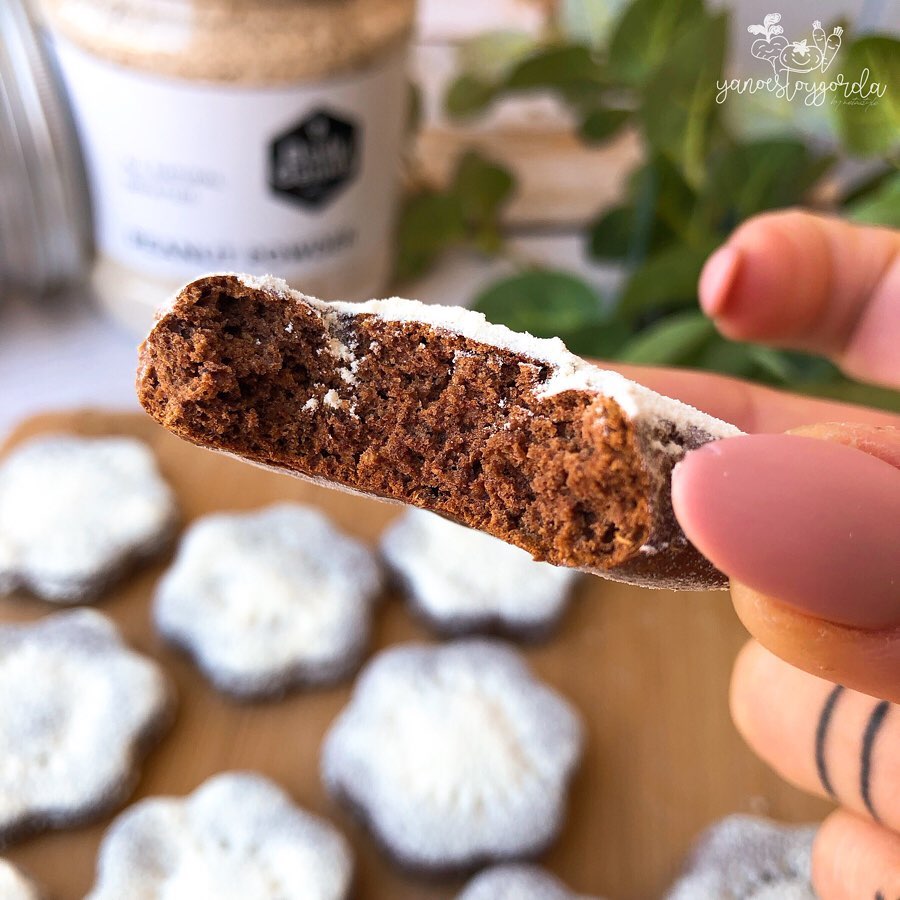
[0,410,832,899]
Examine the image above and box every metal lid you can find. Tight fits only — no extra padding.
[0,0,91,297]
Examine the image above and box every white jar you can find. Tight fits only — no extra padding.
[39,0,415,332]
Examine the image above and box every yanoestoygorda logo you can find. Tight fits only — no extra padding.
[269,109,359,209]
[716,13,888,108]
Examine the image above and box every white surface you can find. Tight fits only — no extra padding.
[0,434,178,601]
[0,610,170,834]
[458,864,600,900]
[55,36,407,292]
[155,504,382,695]
[382,509,577,630]
[0,858,41,900]
[88,771,353,900]
[322,639,583,869]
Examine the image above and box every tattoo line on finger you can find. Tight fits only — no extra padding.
[861,700,891,823]
[815,684,845,799]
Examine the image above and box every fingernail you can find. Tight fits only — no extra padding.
[672,434,900,628]
[699,246,741,317]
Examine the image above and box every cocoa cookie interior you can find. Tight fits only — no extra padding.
[138,275,740,589]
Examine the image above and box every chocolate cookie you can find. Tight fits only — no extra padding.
[138,274,740,589]
[0,435,178,602]
[88,772,353,900]
[154,503,382,698]
[321,639,583,872]
[382,509,578,638]
[0,610,174,844]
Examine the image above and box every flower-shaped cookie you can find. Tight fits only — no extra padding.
[665,815,818,899]
[0,435,178,602]
[154,504,382,698]
[0,859,41,899]
[382,510,578,638]
[322,639,583,871]
[88,772,353,900]
[0,610,173,843]
[458,864,601,900]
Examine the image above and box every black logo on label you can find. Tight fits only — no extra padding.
[269,109,359,209]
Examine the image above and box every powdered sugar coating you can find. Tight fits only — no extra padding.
[88,771,353,900]
[0,435,178,602]
[236,274,741,440]
[155,504,382,698]
[458,864,601,900]
[0,859,42,899]
[0,610,172,842]
[321,639,583,870]
[665,815,817,900]
[382,510,577,636]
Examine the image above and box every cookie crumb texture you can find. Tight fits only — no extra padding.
[139,274,739,589]
[321,640,583,872]
[88,772,353,900]
[0,610,173,844]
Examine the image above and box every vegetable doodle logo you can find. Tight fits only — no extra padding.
[716,13,887,108]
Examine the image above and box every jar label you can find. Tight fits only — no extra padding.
[52,37,408,295]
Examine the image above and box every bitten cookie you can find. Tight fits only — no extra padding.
[0,610,173,843]
[0,859,42,900]
[665,815,817,899]
[138,274,742,590]
[154,503,382,698]
[458,864,600,900]
[382,509,578,638]
[88,771,353,900]
[321,639,583,871]
[0,435,178,602]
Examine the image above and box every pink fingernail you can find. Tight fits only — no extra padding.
[672,434,900,629]
[699,246,741,317]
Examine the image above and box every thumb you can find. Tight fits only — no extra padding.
[672,425,900,702]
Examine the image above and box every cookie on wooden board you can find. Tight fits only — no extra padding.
[138,274,740,590]
[382,508,578,638]
[321,639,583,872]
[154,503,382,698]
[87,772,353,900]
[665,815,818,899]
[0,610,174,844]
[458,864,602,900]
[0,434,178,602]
[0,859,42,900]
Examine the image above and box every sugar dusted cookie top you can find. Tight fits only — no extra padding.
[154,503,382,697]
[458,864,601,900]
[321,639,583,870]
[88,771,353,900]
[0,435,178,602]
[0,859,42,900]
[0,610,173,842]
[665,815,817,899]
[383,510,578,637]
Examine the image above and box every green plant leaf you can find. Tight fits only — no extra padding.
[505,44,606,93]
[640,12,727,187]
[617,311,715,364]
[802,378,900,413]
[694,337,763,379]
[394,192,466,282]
[831,36,900,157]
[579,107,630,143]
[587,203,676,262]
[445,74,497,119]
[617,243,717,318]
[558,0,629,49]
[453,152,517,226]
[473,270,604,337]
[458,31,538,82]
[847,172,900,227]
[560,318,632,359]
[608,0,705,85]
[703,140,834,224]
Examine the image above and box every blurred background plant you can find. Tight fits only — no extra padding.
[395,0,900,410]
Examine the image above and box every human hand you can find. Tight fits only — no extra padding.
[620,210,900,898]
